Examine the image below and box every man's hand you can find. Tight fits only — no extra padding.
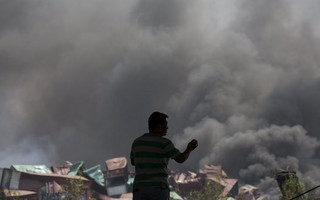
[187,139,198,151]
[174,139,199,163]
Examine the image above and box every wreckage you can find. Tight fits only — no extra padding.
[0,157,132,200]
[169,164,238,197]
[1,157,182,200]
[0,157,265,200]
[168,164,266,200]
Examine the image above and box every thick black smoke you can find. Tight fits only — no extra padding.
[0,0,320,198]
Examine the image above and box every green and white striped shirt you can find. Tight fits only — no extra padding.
[130,133,181,189]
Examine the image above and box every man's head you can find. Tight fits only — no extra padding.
[148,111,168,136]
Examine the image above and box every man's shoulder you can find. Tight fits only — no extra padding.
[160,136,173,143]
[134,133,149,140]
[133,133,172,144]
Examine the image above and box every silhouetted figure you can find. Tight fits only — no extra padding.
[130,111,198,200]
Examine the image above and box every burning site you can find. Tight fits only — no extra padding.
[1,0,320,199]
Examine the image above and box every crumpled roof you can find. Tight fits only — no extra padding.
[67,161,84,176]
[169,164,238,198]
[201,164,238,197]
[206,175,238,197]
[11,165,52,174]
[105,157,127,170]
[239,184,259,194]
[201,164,228,178]
[84,164,105,187]
[238,184,264,200]
[52,164,71,175]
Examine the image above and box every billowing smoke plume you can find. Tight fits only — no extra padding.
[1,0,320,198]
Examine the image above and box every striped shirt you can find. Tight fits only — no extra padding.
[130,133,181,189]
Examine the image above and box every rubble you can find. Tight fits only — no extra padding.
[0,159,126,200]
[104,157,129,197]
[0,158,265,200]
[169,164,238,198]
[237,184,268,200]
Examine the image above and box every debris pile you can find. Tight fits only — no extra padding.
[0,158,266,200]
[237,184,267,200]
[0,157,131,200]
[169,164,238,198]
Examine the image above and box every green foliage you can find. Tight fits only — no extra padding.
[62,177,85,200]
[304,180,320,199]
[184,180,224,200]
[278,175,309,200]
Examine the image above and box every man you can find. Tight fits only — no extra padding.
[130,111,199,200]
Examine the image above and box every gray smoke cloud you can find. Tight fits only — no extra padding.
[1,0,320,198]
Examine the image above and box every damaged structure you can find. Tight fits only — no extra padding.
[0,157,264,200]
[169,164,238,198]
[0,158,132,200]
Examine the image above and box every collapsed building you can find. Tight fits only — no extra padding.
[0,157,265,200]
[0,157,133,200]
[168,164,268,200]
[169,164,238,198]
[237,185,267,200]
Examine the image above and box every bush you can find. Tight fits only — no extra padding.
[62,177,86,200]
[278,174,311,200]
[184,180,224,200]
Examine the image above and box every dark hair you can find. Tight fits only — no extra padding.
[148,111,168,130]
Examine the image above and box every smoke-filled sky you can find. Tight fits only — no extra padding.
[1,0,320,197]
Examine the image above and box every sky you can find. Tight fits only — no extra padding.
[1,0,320,198]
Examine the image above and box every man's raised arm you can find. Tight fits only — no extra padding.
[174,139,198,163]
